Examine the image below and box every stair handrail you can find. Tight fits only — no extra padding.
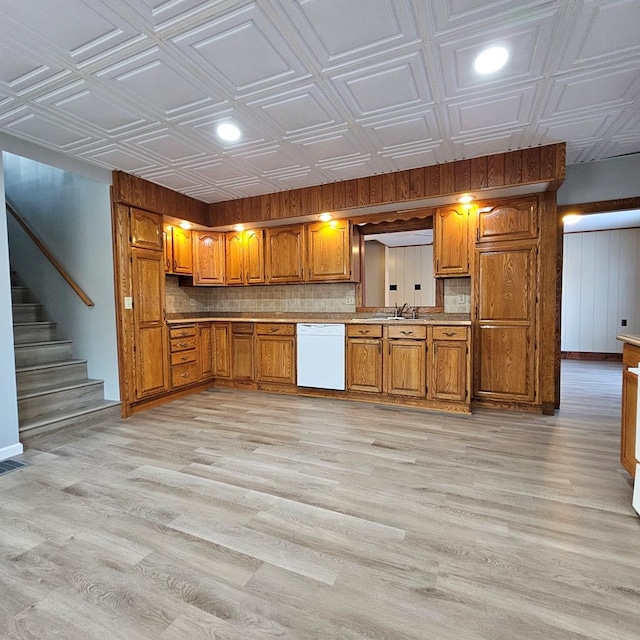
[6,201,95,307]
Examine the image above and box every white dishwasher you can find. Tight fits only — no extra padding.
[296,324,346,390]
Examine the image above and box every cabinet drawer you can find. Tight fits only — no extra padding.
[432,326,468,341]
[169,325,196,339]
[170,336,196,352]
[347,324,382,338]
[171,362,198,388]
[170,350,197,366]
[256,323,295,336]
[232,322,254,334]
[387,325,426,340]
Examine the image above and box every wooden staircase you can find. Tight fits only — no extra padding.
[11,275,120,436]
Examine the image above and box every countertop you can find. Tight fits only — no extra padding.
[617,334,640,348]
[167,312,471,326]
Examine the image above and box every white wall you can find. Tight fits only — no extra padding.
[558,154,640,205]
[0,154,23,460]
[387,245,435,308]
[4,153,119,399]
[363,240,386,307]
[562,228,640,353]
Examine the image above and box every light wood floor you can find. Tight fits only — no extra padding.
[2,360,639,639]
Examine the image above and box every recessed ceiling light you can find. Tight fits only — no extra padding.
[563,214,582,225]
[474,46,509,74]
[216,122,241,142]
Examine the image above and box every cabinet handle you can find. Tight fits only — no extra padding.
[400,330,413,335]
[358,330,370,334]
[181,355,189,361]
[444,331,456,337]
[173,259,177,271]
[179,341,189,347]
[270,326,278,332]
[180,372,191,378]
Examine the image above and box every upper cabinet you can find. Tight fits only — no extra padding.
[163,224,192,275]
[307,220,360,282]
[193,231,225,285]
[434,206,470,277]
[476,198,538,243]
[131,208,163,251]
[265,225,305,284]
[226,229,265,285]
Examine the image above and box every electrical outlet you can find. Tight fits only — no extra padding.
[457,294,466,304]
[345,294,355,305]
[292,298,301,308]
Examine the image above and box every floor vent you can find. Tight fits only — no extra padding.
[0,458,29,477]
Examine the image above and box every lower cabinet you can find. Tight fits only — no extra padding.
[198,323,214,381]
[429,326,469,403]
[212,322,231,379]
[621,342,639,477]
[232,323,255,381]
[384,325,427,398]
[255,324,296,385]
[347,325,382,393]
[169,324,199,389]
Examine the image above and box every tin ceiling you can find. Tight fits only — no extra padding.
[0,0,638,203]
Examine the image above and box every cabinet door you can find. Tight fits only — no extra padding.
[430,339,468,402]
[193,231,225,285]
[474,243,537,403]
[477,198,538,243]
[384,340,425,397]
[244,229,265,284]
[225,231,244,285]
[212,323,231,378]
[621,368,637,477]
[162,224,173,272]
[172,227,192,274]
[232,334,254,381]
[198,324,214,381]
[131,249,168,399]
[131,208,162,250]
[265,225,304,283]
[434,207,469,276]
[256,336,295,384]
[307,220,351,281]
[347,338,382,393]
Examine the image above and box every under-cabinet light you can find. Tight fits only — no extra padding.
[319,213,333,222]
[563,214,582,225]
[179,221,192,229]
[233,224,246,232]
[458,194,474,204]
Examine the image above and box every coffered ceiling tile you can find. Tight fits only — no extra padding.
[447,86,536,136]
[428,0,559,35]
[450,131,521,160]
[230,148,302,175]
[561,0,640,68]
[279,0,418,69]
[132,130,207,161]
[137,169,202,191]
[172,3,308,96]
[80,145,156,171]
[362,109,439,151]
[0,43,60,88]
[50,88,149,135]
[536,113,618,147]
[332,53,432,118]
[543,66,638,118]
[100,51,221,117]
[437,8,559,95]
[249,85,344,138]
[295,131,364,162]
[187,161,247,182]
[379,144,442,170]
[1,0,134,63]
[5,113,92,149]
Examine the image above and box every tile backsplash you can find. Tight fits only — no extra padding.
[165,276,357,314]
[443,277,471,313]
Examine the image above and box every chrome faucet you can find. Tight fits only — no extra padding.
[395,303,409,318]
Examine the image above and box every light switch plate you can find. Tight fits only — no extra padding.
[124,296,133,310]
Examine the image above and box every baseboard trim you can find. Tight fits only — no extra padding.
[562,351,623,362]
[0,442,25,462]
